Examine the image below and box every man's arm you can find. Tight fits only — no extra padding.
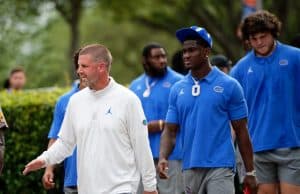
[127,96,157,193]
[158,123,179,179]
[24,100,77,176]
[231,118,257,194]
[42,139,57,189]
[42,96,65,189]
[23,136,75,175]
[147,120,164,133]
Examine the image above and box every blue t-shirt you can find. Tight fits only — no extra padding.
[230,42,300,152]
[167,67,248,170]
[48,85,79,187]
[130,67,183,159]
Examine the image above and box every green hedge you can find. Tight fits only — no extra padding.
[0,88,68,194]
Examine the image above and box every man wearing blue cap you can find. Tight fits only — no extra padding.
[158,26,257,194]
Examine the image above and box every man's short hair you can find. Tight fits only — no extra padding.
[79,44,113,68]
[73,48,82,70]
[142,43,164,58]
[10,67,25,76]
[241,10,282,40]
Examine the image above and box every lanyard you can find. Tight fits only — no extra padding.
[143,76,157,98]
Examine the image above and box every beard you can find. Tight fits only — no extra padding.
[144,63,167,78]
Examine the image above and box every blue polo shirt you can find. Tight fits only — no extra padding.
[230,42,300,152]
[130,67,183,160]
[166,67,248,170]
[48,84,79,187]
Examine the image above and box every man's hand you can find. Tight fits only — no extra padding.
[42,166,55,189]
[23,158,46,175]
[157,158,169,179]
[243,175,257,194]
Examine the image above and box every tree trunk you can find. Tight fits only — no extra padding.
[68,1,81,81]
[54,0,83,81]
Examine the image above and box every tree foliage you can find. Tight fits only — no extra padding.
[1,0,300,88]
[101,0,300,62]
[0,88,68,193]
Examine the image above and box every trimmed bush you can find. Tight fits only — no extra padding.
[0,88,68,194]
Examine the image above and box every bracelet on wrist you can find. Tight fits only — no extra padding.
[245,170,256,177]
[159,120,164,131]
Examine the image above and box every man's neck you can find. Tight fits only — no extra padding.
[191,64,212,80]
[78,84,85,90]
[91,76,110,91]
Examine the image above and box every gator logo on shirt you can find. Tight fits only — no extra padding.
[279,59,288,66]
[163,81,171,88]
[213,86,224,93]
[142,119,147,126]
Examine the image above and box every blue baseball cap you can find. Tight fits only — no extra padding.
[176,26,213,48]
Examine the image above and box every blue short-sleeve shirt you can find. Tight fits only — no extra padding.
[130,67,183,159]
[167,67,248,170]
[231,42,300,152]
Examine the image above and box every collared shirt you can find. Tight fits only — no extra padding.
[167,67,248,170]
[130,67,183,159]
[231,42,300,152]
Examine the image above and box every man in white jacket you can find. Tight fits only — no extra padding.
[23,44,158,194]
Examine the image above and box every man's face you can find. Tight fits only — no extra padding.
[77,54,101,89]
[9,71,26,90]
[249,32,275,56]
[182,40,209,70]
[145,48,167,77]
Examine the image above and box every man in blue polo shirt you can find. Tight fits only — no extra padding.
[42,48,87,194]
[158,26,257,194]
[130,43,184,194]
[231,10,300,194]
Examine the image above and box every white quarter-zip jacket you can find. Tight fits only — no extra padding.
[39,78,157,194]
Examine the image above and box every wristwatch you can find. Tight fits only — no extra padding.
[245,170,256,177]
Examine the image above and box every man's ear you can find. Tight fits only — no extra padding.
[97,62,106,72]
[142,57,147,66]
[204,48,211,58]
[142,57,150,71]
